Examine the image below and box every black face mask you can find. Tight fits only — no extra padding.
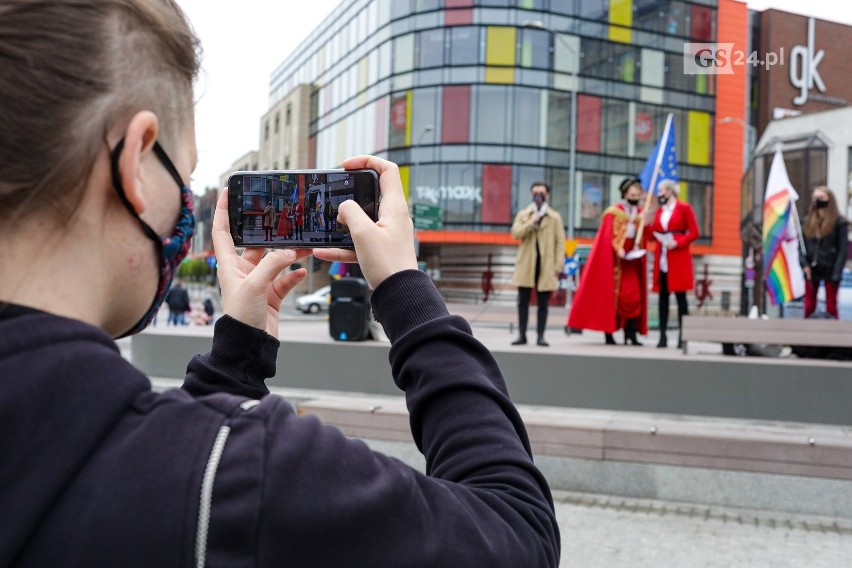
[813,199,829,209]
[626,198,640,206]
[657,196,668,206]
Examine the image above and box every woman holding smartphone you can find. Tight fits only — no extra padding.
[0,1,558,565]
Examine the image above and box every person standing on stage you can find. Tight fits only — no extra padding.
[510,182,565,347]
[800,187,849,318]
[649,179,699,348]
[567,177,648,345]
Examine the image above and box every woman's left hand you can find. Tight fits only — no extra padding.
[211,189,312,337]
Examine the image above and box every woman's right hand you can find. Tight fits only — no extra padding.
[313,156,418,290]
[803,266,812,281]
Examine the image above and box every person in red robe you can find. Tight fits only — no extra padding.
[649,179,700,348]
[293,200,303,240]
[568,177,648,345]
[276,202,293,238]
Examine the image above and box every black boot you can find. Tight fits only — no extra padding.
[605,333,616,345]
[625,319,642,346]
[536,335,549,347]
[512,336,528,345]
[657,332,667,348]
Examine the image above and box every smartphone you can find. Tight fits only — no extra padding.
[227,169,379,248]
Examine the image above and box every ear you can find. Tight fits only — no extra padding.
[117,111,159,216]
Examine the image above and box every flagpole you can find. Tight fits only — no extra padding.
[636,113,673,246]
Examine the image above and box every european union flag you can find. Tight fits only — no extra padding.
[290,185,299,203]
[639,113,678,195]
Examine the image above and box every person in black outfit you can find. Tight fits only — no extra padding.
[0,4,559,561]
[800,187,849,318]
[164,281,190,325]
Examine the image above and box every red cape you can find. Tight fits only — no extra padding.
[568,208,648,334]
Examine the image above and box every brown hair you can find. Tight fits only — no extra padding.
[803,186,841,238]
[0,0,200,227]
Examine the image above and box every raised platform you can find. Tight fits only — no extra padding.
[132,304,852,427]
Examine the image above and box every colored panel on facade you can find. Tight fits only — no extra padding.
[441,85,471,143]
[445,0,473,6]
[445,8,472,25]
[712,0,749,256]
[375,96,388,152]
[400,165,410,201]
[687,111,711,166]
[481,164,512,224]
[486,27,516,66]
[691,5,714,42]
[576,95,602,153]
[485,67,515,84]
[608,0,633,43]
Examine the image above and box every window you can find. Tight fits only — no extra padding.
[547,91,572,151]
[474,86,509,144]
[285,103,292,127]
[579,0,607,20]
[512,88,541,147]
[577,171,605,230]
[449,26,480,66]
[274,113,280,134]
[284,156,290,170]
[442,163,479,224]
[264,121,269,141]
[519,28,550,69]
[393,33,415,74]
[441,85,471,143]
[412,87,439,146]
[602,98,629,156]
[417,28,445,68]
[415,0,441,10]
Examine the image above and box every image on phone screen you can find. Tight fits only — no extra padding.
[228,170,378,248]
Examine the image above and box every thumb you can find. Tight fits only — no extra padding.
[337,200,372,235]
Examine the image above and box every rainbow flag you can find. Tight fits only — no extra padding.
[762,149,805,305]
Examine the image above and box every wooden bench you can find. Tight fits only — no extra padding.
[680,315,852,355]
[296,395,852,481]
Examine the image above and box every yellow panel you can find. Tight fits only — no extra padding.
[485,67,515,84]
[679,181,688,202]
[609,0,633,43]
[486,27,516,66]
[405,90,413,146]
[400,165,411,201]
[687,111,711,166]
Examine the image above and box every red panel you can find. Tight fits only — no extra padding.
[445,8,472,25]
[441,85,471,144]
[576,95,601,153]
[691,5,714,42]
[445,0,473,6]
[481,164,512,224]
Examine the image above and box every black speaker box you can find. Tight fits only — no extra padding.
[329,277,371,341]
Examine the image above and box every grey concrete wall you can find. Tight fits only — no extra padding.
[132,332,852,426]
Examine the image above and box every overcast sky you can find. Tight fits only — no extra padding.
[175,0,852,193]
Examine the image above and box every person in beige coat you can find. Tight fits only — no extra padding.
[511,182,566,346]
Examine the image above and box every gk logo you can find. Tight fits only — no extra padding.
[790,18,826,106]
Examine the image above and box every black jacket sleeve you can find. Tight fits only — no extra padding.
[182,315,275,400]
[254,270,560,567]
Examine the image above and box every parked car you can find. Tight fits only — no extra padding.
[296,285,331,314]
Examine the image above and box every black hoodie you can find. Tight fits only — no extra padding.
[0,270,559,567]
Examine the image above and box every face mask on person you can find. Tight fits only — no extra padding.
[533,194,546,207]
[110,138,196,337]
[813,199,829,209]
[626,198,640,206]
[658,196,669,206]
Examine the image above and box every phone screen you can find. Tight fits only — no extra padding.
[227,170,378,248]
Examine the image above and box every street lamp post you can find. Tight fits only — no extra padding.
[412,124,434,205]
[522,20,578,241]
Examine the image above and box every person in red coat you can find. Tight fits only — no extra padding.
[649,180,700,348]
[568,177,648,345]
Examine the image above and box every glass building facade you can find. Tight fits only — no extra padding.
[270,0,721,242]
